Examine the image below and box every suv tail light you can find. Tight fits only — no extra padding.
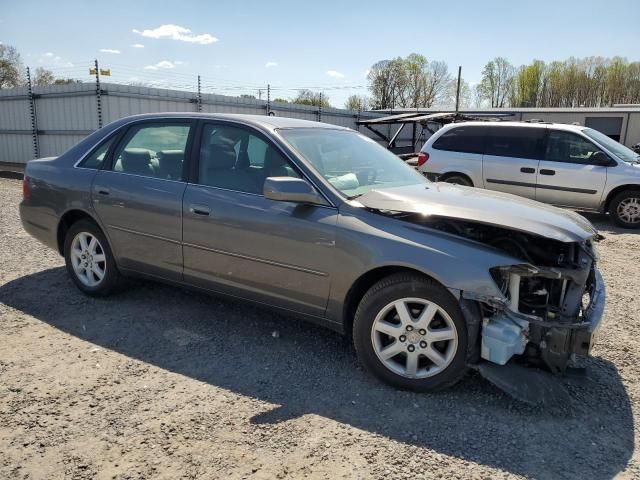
[417,152,429,166]
[22,175,29,200]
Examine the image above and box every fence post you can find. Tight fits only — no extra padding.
[26,67,39,159]
[266,84,271,115]
[318,93,323,122]
[356,98,361,131]
[197,75,202,112]
[94,59,103,129]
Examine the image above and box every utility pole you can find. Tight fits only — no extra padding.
[26,67,39,159]
[258,89,262,100]
[318,92,323,122]
[94,59,103,128]
[455,65,462,113]
[197,75,202,112]
[266,84,271,115]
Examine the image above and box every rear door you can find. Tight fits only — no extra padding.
[535,129,608,209]
[482,126,545,199]
[92,120,194,281]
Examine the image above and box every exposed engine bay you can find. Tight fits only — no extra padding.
[375,211,603,376]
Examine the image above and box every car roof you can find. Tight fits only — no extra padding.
[438,120,586,133]
[107,112,351,132]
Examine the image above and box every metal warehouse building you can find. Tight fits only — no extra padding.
[379,107,640,147]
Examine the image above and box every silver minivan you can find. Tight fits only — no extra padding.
[418,121,640,228]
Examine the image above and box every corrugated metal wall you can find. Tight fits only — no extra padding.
[0,83,411,163]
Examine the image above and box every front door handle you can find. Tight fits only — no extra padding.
[97,187,111,195]
[520,167,536,174]
[540,169,556,176]
[189,204,211,216]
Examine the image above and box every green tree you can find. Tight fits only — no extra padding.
[478,57,515,107]
[344,94,369,111]
[0,44,24,89]
[292,89,331,107]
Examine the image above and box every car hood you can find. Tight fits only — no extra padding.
[355,183,598,243]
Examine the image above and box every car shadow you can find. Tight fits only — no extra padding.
[0,267,634,480]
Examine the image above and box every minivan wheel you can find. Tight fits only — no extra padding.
[442,174,472,187]
[64,219,121,296]
[353,273,468,392]
[610,190,640,228]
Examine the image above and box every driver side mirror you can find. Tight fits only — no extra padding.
[592,151,615,166]
[263,177,328,206]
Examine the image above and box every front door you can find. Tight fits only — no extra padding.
[182,122,337,317]
[92,121,193,281]
[482,126,545,200]
[535,129,608,209]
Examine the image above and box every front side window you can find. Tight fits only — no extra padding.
[279,128,427,198]
[582,127,638,164]
[432,126,488,154]
[485,127,545,159]
[80,136,116,169]
[112,123,190,179]
[545,130,603,164]
[198,124,299,194]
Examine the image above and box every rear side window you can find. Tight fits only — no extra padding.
[485,126,545,159]
[79,136,116,169]
[111,123,191,180]
[432,126,488,154]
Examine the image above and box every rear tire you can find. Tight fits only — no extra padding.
[353,273,468,392]
[63,219,121,296]
[441,174,473,187]
[609,189,640,228]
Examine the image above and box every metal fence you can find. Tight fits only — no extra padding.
[0,80,414,164]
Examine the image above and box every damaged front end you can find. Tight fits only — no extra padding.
[384,212,605,377]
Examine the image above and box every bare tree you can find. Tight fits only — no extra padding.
[33,67,55,86]
[0,44,24,89]
[478,57,515,107]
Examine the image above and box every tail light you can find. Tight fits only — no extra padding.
[22,175,29,200]
[417,152,429,166]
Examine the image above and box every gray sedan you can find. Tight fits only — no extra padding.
[20,113,604,398]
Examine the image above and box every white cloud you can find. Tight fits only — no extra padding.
[326,70,344,78]
[131,43,145,48]
[38,52,73,67]
[265,61,278,68]
[99,48,121,54]
[133,24,218,45]
[144,60,179,70]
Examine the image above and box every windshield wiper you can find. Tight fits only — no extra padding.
[347,193,363,200]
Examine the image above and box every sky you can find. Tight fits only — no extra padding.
[1,0,639,108]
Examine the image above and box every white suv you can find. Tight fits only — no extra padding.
[418,121,640,228]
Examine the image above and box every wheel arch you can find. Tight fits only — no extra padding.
[439,171,474,186]
[56,209,103,255]
[602,184,640,213]
[342,265,448,339]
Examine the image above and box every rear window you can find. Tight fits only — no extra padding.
[485,126,545,159]
[432,126,488,154]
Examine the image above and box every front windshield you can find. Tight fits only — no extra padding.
[278,128,428,198]
[582,128,639,163]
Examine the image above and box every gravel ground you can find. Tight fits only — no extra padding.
[0,175,638,480]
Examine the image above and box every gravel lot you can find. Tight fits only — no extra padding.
[0,175,638,480]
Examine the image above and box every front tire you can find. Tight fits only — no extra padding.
[64,219,121,296]
[609,189,640,228]
[353,273,468,392]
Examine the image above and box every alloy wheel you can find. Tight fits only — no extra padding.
[617,197,640,224]
[370,297,458,379]
[70,231,107,287]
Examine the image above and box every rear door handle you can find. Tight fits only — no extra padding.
[520,167,536,174]
[189,204,210,216]
[97,187,110,195]
[540,169,555,176]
